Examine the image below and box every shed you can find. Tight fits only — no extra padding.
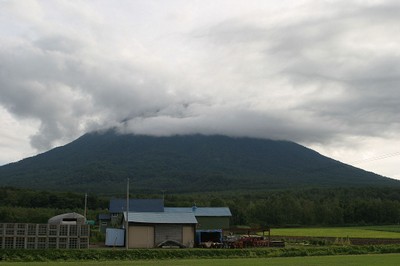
[105,228,125,247]
[124,212,197,248]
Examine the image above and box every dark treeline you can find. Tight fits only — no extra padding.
[164,187,400,227]
[0,187,108,210]
[0,187,108,223]
[1,186,400,226]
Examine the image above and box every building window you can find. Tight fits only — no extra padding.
[38,225,47,236]
[15,237,25,249]
[48,237,57,249]
[28,224,37,236]
[59,225,68,236]
[27,237,36,249]
[69,238,78,249]
[4,237,14,248]
[37,237,47,249]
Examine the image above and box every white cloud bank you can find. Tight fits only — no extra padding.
[0,0,399,179]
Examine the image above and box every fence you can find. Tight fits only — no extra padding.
[0,223,90,249]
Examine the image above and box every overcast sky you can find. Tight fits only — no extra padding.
[1,0,399,180]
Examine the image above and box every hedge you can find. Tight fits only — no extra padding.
[1,245,400,262]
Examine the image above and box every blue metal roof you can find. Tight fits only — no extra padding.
[97,213,111,220]
[109,199,164,213]
[125,212,197,224]
[164,207,232,217]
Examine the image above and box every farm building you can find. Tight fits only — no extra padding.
[105,198,164,225]
[123,211,197,248]
[104,199,232,248]
[165,206,232,230]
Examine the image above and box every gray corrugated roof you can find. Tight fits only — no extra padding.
[164,207,232,217]
[109,199,164,213]
[125,212,197,224]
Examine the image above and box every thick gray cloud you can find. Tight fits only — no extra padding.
[0,0,399,178]
[190,1,400,142]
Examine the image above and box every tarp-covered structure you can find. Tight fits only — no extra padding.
[48,212,86,225]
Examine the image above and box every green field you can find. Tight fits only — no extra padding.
[271,225,400,238]
[2,254,400,266]
[364,225,400,233]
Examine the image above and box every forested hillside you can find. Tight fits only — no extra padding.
[1,186,400,226]
[0,130,398,193]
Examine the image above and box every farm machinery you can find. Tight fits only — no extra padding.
[196,227,285,248]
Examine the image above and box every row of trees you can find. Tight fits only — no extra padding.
[0,187,108,210]
[164,187,400,227]
[1,186,400,226]
[0,187,108,223]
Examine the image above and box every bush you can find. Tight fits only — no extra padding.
[90,230,105,243]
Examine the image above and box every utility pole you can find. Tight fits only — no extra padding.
[161,190,166,203]
[84,193,88,219]
[125,178,130,250]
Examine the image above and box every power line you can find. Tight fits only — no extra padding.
[350,151,400,165]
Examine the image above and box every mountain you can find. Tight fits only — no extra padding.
[0,130,398,194]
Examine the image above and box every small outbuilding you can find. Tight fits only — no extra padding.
[105,228,125,247]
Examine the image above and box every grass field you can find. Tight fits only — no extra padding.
[271,225,400,238]
[2,254,400,266]
[364,225,400,233]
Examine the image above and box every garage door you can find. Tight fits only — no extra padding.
[182,225,195,247]
[155,225,182,245]
[128,225,154,248]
